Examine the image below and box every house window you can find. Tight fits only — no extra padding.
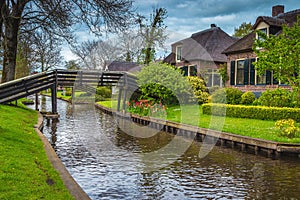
[236,60,245,85]
[206,69,222,87]
[258,28,268,41]
[257,72,266,84]
[180,65,197,77]
[230,58,255,86]
[176,46,182,62]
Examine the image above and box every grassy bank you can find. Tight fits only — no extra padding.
[96,101,300,144]
[0,103,73,199]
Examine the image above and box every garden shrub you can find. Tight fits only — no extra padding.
[187,76,209,104]
[256,88,292,107]
[202,103,300,122]
[95,86,112,102]
[240,91,256,105]
[65,88,72,96]
[136,62,193,105]
[211,88,242,105]
[275,119,300,138]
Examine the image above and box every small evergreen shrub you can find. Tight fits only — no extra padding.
[211,88,243,105]
[202,103,300,122]
[240,91,256,105]
[275,119,300,138]
[257,89,292,107]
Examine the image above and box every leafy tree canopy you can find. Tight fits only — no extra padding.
[253,17,300,92]
[233,22,252,38]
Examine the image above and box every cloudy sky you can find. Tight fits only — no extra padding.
[62,0,300,61]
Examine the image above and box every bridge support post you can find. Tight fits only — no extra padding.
[117,87,122,112]
[35,93,39,111]
[122,87,128,113]
[51,84,57,114]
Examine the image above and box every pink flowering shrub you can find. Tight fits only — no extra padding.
[127,99,167,117]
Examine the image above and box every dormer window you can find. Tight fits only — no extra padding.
[257,28,268,41]
[176,46,182,62]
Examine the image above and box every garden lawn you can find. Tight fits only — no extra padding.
[0,103,73,199]
[97,101,300,144]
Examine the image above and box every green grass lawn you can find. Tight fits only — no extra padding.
[43,90,87,102]
[97,101,300,144]
[0,103,73,199]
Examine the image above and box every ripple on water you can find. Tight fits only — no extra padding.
[32,96,300,200]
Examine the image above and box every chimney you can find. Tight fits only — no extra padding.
[272,5,284,17]
[211,24,217,28]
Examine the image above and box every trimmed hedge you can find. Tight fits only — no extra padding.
[202,103,300,122]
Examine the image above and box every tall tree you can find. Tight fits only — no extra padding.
[138,7,168,65]
[253,17,300,92]
[233,22,252,38]
[0,0,134,83]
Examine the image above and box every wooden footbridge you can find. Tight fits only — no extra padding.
[0,69,137,113]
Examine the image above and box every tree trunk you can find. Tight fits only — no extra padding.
[1,1,27,83]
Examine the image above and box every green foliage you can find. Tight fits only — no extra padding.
[95,86,112,102]
[65,88,72,96]
[202,103,300,122]
[211,88,243,105]
[256,89,292,107]
[218,63,229,85]
[240,91,256,105]
[275,119,300,138]
[187,76,209,104]
[233,22,253,37]
[136,62,193,105]
[253,17,300,91]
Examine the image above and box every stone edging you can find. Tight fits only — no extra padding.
[34,113,91,200]
[95,103,300,159]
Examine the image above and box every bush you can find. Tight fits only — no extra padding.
[65,88,72,96]
[187,76,209,104]
[136,62,193,105]
[202,103,300,122]
[96,86,112,98]
[240,91,256,105]
[275,119,300,138]
[211,88,243,105]
[256,89,292,107]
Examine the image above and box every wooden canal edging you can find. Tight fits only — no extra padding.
[95,103,300,159]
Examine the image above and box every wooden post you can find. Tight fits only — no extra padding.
[35,93,39,111]
[51,84,57,114]
[117,87,122,112]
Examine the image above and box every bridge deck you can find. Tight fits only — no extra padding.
[0,69,137,113]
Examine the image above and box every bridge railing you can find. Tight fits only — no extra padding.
[0,69,138,105]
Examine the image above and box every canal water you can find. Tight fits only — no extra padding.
[29,96,300,199]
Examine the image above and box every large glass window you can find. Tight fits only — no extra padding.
[236,60,245,85]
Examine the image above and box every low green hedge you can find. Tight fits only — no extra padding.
[202,103,300,121]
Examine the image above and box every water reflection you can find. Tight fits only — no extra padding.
[28,96,300,199]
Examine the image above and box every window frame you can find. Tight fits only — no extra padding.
[176,45,182,62]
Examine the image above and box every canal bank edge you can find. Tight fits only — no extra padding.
[34,113,91,200]
[95,103,300,159]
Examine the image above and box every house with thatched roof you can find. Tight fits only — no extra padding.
[105,60,141,73]
[164,24,237,87]
[223,5,300,92]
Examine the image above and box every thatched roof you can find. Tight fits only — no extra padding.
[107,61,141,72]
[164,25,236,64]
[224,8,300,55]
